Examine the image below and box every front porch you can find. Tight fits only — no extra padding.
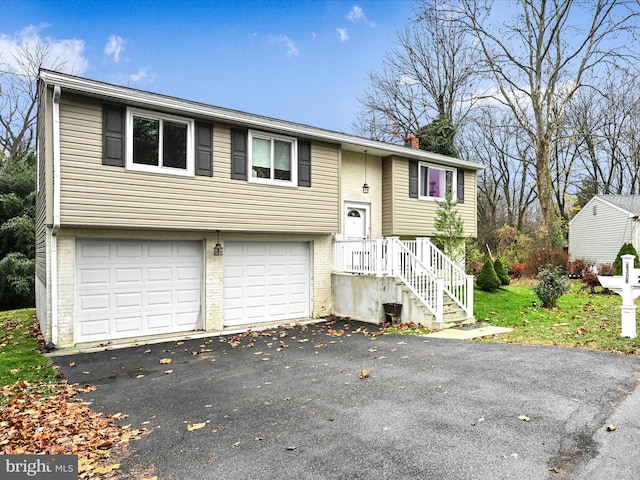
[332,237,475,329]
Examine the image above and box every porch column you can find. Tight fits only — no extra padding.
[388,236,400,276]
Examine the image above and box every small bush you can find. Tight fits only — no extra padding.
[477,259,502,292]
[612,243,639,275]
[525,247,568,277]
[569,258,589,278]
[598,264,615,276]
[493,258,510,285]
[509,263,525,278]
[533,266,570,308]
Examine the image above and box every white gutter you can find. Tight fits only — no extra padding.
[39,69,483,171]
[51,85,61,346]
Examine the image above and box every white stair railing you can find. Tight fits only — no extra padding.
[333,237,474,322]
[388,238,443,322]
[406,238,473,319]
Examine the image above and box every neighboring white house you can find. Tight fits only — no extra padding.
[568,195,640,266]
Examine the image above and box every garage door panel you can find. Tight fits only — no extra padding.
[147,313,172,329]
[115,243,143,258]
[176,289,200,304]
[147,290,173,306]
[176,266,201,281]
[147,267,173,282]
[115,268,143,284]
[78,318,110,336]
[147,243,172,258]
[114,316,143,333]
[224,242,310,327]
[79,294,109,311]
[114,292,142,308]
[78,268,111,286]
[76,239,202,343]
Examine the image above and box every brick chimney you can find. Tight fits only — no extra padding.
[404,135,419,149]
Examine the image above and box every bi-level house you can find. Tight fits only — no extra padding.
[36,70,483,349]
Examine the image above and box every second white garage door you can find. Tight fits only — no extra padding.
[223,242,311,327]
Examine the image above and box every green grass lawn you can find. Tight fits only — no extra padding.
[0,308,57,389]
[475,280,640,354]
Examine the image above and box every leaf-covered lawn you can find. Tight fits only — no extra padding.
[0,309,150,478]
[0,309,56,387]
[475,280,640,354]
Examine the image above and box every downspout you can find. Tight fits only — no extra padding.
[51,85,61,346]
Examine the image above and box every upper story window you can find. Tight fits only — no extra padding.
[419,162,456,201]
[126,108,194,176]
[248,130,297,186]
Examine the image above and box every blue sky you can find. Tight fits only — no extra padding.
[1,0,415,133]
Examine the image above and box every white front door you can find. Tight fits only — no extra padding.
[344,203,370,239]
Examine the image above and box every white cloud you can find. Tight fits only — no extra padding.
[269,34,299,57]
[0,25,88,75]
[347,6,376,27]
[397,74,419,87]
[104,34,125,63]
[337,28,349,42]
[128,67,155,84]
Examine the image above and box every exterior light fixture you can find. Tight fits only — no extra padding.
[213,230,224,256]
[362,150,369,194]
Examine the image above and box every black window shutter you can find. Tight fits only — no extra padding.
[231,129,247,180]
[298,140,311,187]
[195,122,213,177]
[457,169,465,203]
[409,160,418,198]
[103,105,125,166]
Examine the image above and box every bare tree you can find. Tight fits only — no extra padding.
[354,1,481,143]
[0,39,69,160]
[444,0,640,240]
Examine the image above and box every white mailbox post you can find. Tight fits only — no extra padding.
[598,254,639,338]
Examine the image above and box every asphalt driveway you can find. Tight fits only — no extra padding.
[54,320,640,479]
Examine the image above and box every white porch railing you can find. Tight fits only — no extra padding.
[333,237,474,322]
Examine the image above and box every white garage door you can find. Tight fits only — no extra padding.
[76,239,202,343]
[223,242,310,327]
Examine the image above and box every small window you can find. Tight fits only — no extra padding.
[248,130,297,186]
[348,210,361,218]
[126,108,194,176]
[419,163,456,201]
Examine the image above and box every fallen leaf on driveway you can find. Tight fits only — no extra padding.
[160,358,172,364]
[286,446,297,451]
[187,422,207,431]
[359,370,370,379]
[94,463,120,474]
[518,415,530,422]
[607,424,616,431]
[164,370,173,374]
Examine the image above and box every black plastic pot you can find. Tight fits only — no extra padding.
[383,303,402,323]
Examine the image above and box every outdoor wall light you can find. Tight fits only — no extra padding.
[362,150,369,194]
[213,230,224,256]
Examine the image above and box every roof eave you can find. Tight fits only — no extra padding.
[39,69,484,171]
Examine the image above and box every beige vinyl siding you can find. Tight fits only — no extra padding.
[569,198,633,265]
[339,150,382,238]
[381,156,394,236]
[35,83,51,283]
[383,156,477,238]
[57,95,339,233]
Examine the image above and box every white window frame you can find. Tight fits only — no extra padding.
[248,130,298,187]
[418,162,457,202]
[126,107,195,176]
